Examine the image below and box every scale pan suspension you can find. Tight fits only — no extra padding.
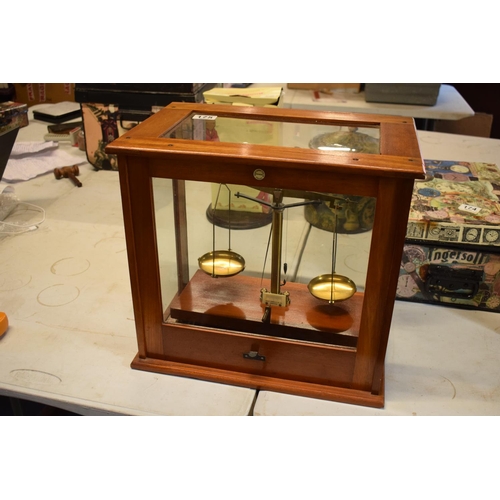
[308,273,357,303]
[198,183,245,278]
[198,250,246,278]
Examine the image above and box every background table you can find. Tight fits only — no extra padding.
[280,84,475,122]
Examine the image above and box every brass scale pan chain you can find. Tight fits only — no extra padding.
[198,184,246,278]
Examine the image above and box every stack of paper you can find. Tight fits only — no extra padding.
[203,87,283,107]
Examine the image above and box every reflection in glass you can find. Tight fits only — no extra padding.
[162,113,380,153]
[153,175,373,348]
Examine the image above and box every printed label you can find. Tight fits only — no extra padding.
[428,247,487,266]
[193,115,217,120]
[459,204,482,214]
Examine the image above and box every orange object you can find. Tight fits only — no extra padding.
[0,312,8,337]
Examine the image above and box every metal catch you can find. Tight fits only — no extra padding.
[243,350,266,361]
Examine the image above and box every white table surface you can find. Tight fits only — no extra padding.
[279,84,474,121]
[2,107,499,416]
[255,130,500,416]
[0,107,256,415]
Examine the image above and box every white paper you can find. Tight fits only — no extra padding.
[3,141,85,182]
[10,141,58,156]
[33,101,80,117]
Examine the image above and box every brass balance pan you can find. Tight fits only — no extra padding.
[308,273,357,302]
[198,250,246,278]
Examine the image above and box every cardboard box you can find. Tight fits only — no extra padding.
[287,83,361,92]
[397,159,500,312]
[365,83,441,106]
[433,113,493,138]
[13,84,75,106]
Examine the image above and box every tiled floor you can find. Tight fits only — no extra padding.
[0,395,79,415]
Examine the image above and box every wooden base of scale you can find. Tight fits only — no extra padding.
[131,271,385,408]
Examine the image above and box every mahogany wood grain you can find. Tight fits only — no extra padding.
[131,354,384,408]
[370,178,416,394]
[172,179,189,292]
[118,156,146,358]
[110,138,424,180]
[149,159,380,198]
[379,121,422,158]
[352,177,415,393]
[111,102,423,139]
[160,321,357,388]
[168,270,362,348]
[117,156,164,358]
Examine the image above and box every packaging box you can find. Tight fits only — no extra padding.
[365,83,441,106]
[75,83,217,170]
[434,112,493,138]
[287,83,361,93]
[397,159,500,312]
[13,84,75,106]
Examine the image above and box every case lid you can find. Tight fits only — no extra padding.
[106,102,425,182]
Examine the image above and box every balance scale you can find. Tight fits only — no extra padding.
[106,103,424,407]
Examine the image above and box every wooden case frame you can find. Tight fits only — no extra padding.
[106,103,425,408]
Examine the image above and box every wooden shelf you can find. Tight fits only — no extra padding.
[169,270,361,348]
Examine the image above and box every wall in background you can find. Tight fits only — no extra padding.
[449,83,500,139]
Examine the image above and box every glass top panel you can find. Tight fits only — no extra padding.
[161,113,380,154]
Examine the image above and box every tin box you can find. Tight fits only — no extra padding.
[397,159,500,312]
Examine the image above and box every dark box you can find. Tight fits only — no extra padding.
[0,101,28,181]
[75,83,217,169]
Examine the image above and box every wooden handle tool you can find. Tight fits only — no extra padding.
[54,165,82,187]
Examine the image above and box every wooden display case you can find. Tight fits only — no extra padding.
[106,103,425,408]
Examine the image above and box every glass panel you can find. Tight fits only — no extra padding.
[294,194,374,294]
[162,113,380,154]
[152,177,178,304]
[153,177,375,348]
